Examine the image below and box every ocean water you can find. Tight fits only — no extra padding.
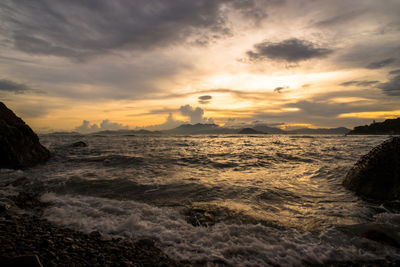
[2,134,400,265]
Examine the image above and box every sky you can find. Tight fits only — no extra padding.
[0,0,400,133]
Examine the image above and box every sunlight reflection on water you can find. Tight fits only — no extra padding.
[34,134,390,230]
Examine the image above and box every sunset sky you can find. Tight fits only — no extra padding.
[0,0,399,132]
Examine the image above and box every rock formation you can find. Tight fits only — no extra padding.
[343,137,400,200]
[71,141,88,147]
[0,102,50,169]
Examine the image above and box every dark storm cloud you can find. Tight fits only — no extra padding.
[0,0,278,61]
[230,0,283,25]
[198,95,212,100]
[340,80,379,87]
[198,95,212,104]
[366,58,396,69]
[379,74,400,96]
[0,79,31,93]
[246,38,333,62]
[389,69,400,75]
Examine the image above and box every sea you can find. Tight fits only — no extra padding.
[1,133,400,266]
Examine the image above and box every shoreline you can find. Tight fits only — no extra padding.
[0,191,180,266]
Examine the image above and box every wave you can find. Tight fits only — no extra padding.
[41,193,400,266]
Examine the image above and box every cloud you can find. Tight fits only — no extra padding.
[273,86,288,93]
[389,69,400,75]
[179,104,213,124]
[75,120,99,133]
[230,0,278,25]
[75,119,129,133]
[284,99,378,118]
[314,9,365,27]
[137,105,214,129]
[0,79,31,93]
[0,0,277,61]
[336,42,400,70]
[379,74,400,96]
[198,95,212,104]
[366,58,396,69]
[340,80,379,87]
[246,38,333,62]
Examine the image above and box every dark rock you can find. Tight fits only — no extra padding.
[343,137,400,200]
[10,177,30,187]
[0,102,50,169]
[2,255,43,267]
[71,141,88,147]
[89,231,101,239]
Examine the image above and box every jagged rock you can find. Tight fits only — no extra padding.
[0,102,50,169]
[343,137,400,200]
[71,141,88,147]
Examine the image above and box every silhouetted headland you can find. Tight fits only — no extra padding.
[348,118,400,135]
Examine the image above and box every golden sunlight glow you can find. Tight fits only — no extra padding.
[281,108,300,112]
[282,123,315,129]
[331,97,374,103]
[201,72,346,92]
[338,110,400,119]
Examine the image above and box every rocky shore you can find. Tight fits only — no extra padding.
[0,191,180,267]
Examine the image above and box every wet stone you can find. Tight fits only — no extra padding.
[71,141,88,147]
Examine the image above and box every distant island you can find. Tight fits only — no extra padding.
[237,128,265,134]
[348,117,400,135]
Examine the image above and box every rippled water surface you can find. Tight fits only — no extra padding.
[2,134,400,265]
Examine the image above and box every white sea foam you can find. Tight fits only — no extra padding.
[41,193,400,266]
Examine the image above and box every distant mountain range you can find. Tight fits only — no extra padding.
[50,119,400,135]
[66,123,351,135]
[347,117,400,135]
[164,123,350,135]
[286,127,350,135]
[164,123,234,134]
